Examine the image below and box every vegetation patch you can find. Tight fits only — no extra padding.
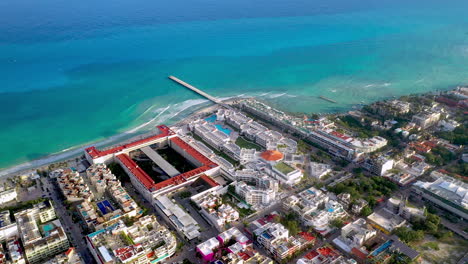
[436,125,468,145]
[274,162,295,175]
[108,162,130,182]
[328,174,398,208]
[192,134,239,166]
[235,137,262,151]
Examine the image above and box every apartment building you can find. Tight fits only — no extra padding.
[56,169,94,202]
[411,112,441,129]
[15,202,69,264]
[86,215,176,264]
[193,193,239,231]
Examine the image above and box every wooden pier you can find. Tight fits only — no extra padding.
[169,76,232,109]
[318,96,337,103]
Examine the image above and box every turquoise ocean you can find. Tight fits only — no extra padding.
[1,0,468,173]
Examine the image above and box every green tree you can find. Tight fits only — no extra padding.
[330,219,344,228]
[394,227,424,243]
[360,206,373,217]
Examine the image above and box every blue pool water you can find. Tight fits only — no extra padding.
[371,240,393,256]
[205,115,217,123]
[42,223,55,237]
[97,200,115,215]
[215,124,232,135]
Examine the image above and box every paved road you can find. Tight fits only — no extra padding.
[122,183,206,264]
[41,177,95,264]
[440,218,468,240]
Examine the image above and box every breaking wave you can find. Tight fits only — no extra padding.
[0,98,210,177]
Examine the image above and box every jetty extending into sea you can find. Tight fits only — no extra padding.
[318,95,337,103]
[168,76,234,110]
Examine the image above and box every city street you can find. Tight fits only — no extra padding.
[40,177,95,264]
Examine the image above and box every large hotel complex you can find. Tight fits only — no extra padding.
[0,86,467,264]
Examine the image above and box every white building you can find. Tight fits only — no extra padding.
[362,156,394,176]
[0,188,17,205]
[333,219,377,254]
[411,112,441,129]
[305,200,347,235]
[15,202,69,264]
[86,163,119,197]
[284,187,346,235]
[412,171,468,220]
[154,195,201,240]
[192,193,239,231]
[309,162,332,179]
[0,211,18,243]
[283,187,329,217]
[437,119,460,131]
[7,237,26,264]
[367,208,406,234]
[235,181,277,207]
[240,148,257,163]
[351,136,388,153]
[269,162,303,185]
[86,215,176,264]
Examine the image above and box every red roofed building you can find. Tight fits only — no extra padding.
[260,150,284,162]
[297,246,350,264]
[199,174,220,188]
[85,125,174,164]
[86,125,219,202]
[85,125,218,201]
[351,247,368,261]
[330,131,352,141]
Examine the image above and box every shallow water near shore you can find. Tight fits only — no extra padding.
[1,0,468,171]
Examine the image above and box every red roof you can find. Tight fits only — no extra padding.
[330,131,351,140]
[410,155,423,162]
[352,247,368,260]
[170,137,217,167]
[65,247,75,256]
[116,154,155,190]
[298,232,316,242]
[260,150,284,161]
[317,247,339,258]
[151,137,218,191]
[103,130,218,192]
[436,96,458,107]
[437,169,450,175]
[199,174,219,187]
[304,250,320,260]
[85,125,174,159]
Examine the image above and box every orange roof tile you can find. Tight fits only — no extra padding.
[260,150,283,161]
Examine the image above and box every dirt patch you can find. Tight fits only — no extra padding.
[416,235,468,264]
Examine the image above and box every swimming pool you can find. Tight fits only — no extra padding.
[42,223,55,237]
[215,124,232,135]
[97,200,115,215]
[371,240,393,256]
[205,115,217,123]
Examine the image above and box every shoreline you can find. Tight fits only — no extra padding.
[0,98,238,178]
[0,86,457,178]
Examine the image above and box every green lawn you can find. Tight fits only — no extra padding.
[235,137,262,151]
[192,134,239,166]
[274,162,295,174]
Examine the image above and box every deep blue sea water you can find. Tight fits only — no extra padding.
[1,0,468,172]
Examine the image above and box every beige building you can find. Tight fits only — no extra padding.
[86,215,176,264]
[411,112,441,129]
[14,201,69,264]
